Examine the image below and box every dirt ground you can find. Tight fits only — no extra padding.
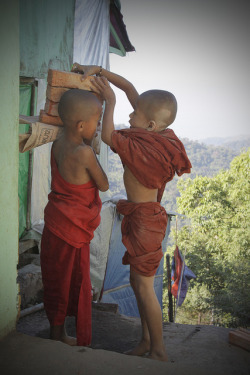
[0,306,249,375]
[16,307,142,354]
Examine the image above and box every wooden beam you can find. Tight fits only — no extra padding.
[19,115,39,124]
[229,329,250,351]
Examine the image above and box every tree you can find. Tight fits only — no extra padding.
[170,150,250,327]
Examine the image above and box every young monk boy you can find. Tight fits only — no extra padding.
[72,63,192,361]
[40,89,109,347]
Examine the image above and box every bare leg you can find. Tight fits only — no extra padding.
[129,268,168,362]
[125,271,150,356]
[50,323,77,346]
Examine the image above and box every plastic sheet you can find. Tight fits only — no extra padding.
[30,79,51,235]
[73,0,110,68]
[73,0,110,184]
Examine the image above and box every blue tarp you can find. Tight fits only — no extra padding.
[101,211,171,317]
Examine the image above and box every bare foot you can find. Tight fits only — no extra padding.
[124,340,150,357]
[50,334,77,346]
[50,325,77,346]
[147,350,168,362]
[61,334,77,346]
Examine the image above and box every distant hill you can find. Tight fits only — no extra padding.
[113,123,129,130]
[108,130,249,213]
[198,135,250,153]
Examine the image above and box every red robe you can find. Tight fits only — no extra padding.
[112,128,191,276]
[112,128,191,202]
[41,227,92,346]
[44,151,102,248]
[41,149,102,346]
[117,200,168,276]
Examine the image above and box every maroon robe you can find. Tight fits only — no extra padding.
[41,148,102,346]
[117,200,168,276]
[112,128,192,276]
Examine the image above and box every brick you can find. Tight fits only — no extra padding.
[46,85,103,105]
[39,110,63,126]
[46,85,69,102]
[47,69,94,90]
[44,99,59,117]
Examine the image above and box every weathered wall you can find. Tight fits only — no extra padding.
[20,0,75,78]
[0,0,20,338]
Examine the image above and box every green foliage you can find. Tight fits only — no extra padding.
[157,138,239,213]
[169,150,250,327]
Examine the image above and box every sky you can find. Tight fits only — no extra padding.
[109,0,250,141]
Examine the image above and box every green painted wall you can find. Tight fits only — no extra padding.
[0,0,20,338]
[20,0,75,78]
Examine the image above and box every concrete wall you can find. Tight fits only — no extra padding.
[20,0,75,78]
[0,0,20,338]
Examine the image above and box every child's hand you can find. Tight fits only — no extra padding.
[90,77,116,105]
[71,63,98,80]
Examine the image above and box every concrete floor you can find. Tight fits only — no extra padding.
[0,309,249,375]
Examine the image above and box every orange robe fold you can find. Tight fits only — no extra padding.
[41,148,102,346]
[111,128,192,202]
[117,200,168,276]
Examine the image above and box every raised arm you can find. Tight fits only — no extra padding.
[71,63,139,109]
[88,77,116,148]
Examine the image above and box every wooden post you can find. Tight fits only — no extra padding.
[166,254,173,322]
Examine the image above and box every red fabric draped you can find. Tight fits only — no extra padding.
[171,246,183,299]
[111,128,192,202]
[117,200,168,277]
[44,149,102,248]
[40,226,92,346]
[41,148,102,346]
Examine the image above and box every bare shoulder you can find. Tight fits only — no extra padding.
[75,144,94,156]
[73,144,96,166]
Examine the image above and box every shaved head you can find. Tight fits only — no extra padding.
[139,90,177,128]
[58,89,102,127]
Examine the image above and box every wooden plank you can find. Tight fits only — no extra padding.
[46,85,69,102]
[19,115,40,124]
[39,110,63,126]
[44,99,59,117]
[229,330,250,351]
[47,69,93,90]
[239,328,250,335]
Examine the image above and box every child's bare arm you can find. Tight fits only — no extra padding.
[82,146,109,192]
[90,77,116,148]
[71,63,139,109]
